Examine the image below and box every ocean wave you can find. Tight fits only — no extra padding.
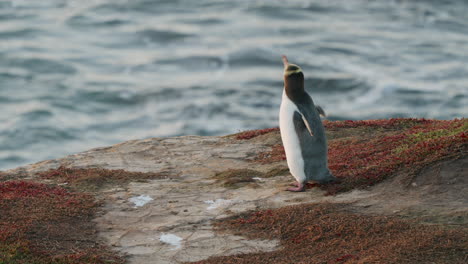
[67,14,130,28]
[1,57,76,75]
[228,48,279,67]
[136,29,194,44]
[0,28,41,39]
[156,56,223,71]
[1,0,467,170]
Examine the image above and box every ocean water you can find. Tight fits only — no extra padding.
[1,0,467,170]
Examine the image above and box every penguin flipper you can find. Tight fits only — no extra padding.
[294,92,326,138]
[315,105,326,117]
[301,114,314,137]
[293,111,314,137]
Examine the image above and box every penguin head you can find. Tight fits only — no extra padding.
[281,55,304,94]
[284,64,302,77]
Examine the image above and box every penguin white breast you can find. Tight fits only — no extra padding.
[279,90,306,183]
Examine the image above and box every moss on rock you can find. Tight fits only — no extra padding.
[212,169,263,189]
[38,166,175,192]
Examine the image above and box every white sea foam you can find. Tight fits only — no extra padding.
[159,233,182,250]
[129,195,153,207]
[3,0,466,173]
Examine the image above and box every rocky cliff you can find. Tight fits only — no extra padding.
[1,118,466,263]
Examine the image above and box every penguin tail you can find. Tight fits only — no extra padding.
[315,105,326,118]
[319,173,341,184]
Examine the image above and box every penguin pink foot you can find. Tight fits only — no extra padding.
[286,182,305,192]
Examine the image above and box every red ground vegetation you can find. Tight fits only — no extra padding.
[190,203,467,264]
[254,144,286,163]
[322,118,433,129]
[235,128,279,140]
[0,181,124,264]
[250,118,467,194]
[325,118,466,194]
[234,118,429,140]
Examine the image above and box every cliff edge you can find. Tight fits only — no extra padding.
[1,118,466,263]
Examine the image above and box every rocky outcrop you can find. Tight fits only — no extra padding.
[2,119,467,263]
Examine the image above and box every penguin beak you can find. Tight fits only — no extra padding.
[281,55,289,69]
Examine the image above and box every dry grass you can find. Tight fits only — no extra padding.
[212,167,290,189]
[212,169,262,189]
[38,166,175,191]
[262,166,289,178]
[190,203,468,264]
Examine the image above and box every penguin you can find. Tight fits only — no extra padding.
[279,55,336,192]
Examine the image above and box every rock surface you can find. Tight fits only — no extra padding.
[4,128,467,263]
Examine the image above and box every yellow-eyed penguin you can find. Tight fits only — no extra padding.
[279,55,336,192]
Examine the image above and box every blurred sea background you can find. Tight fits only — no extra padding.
[1,0,467,170]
